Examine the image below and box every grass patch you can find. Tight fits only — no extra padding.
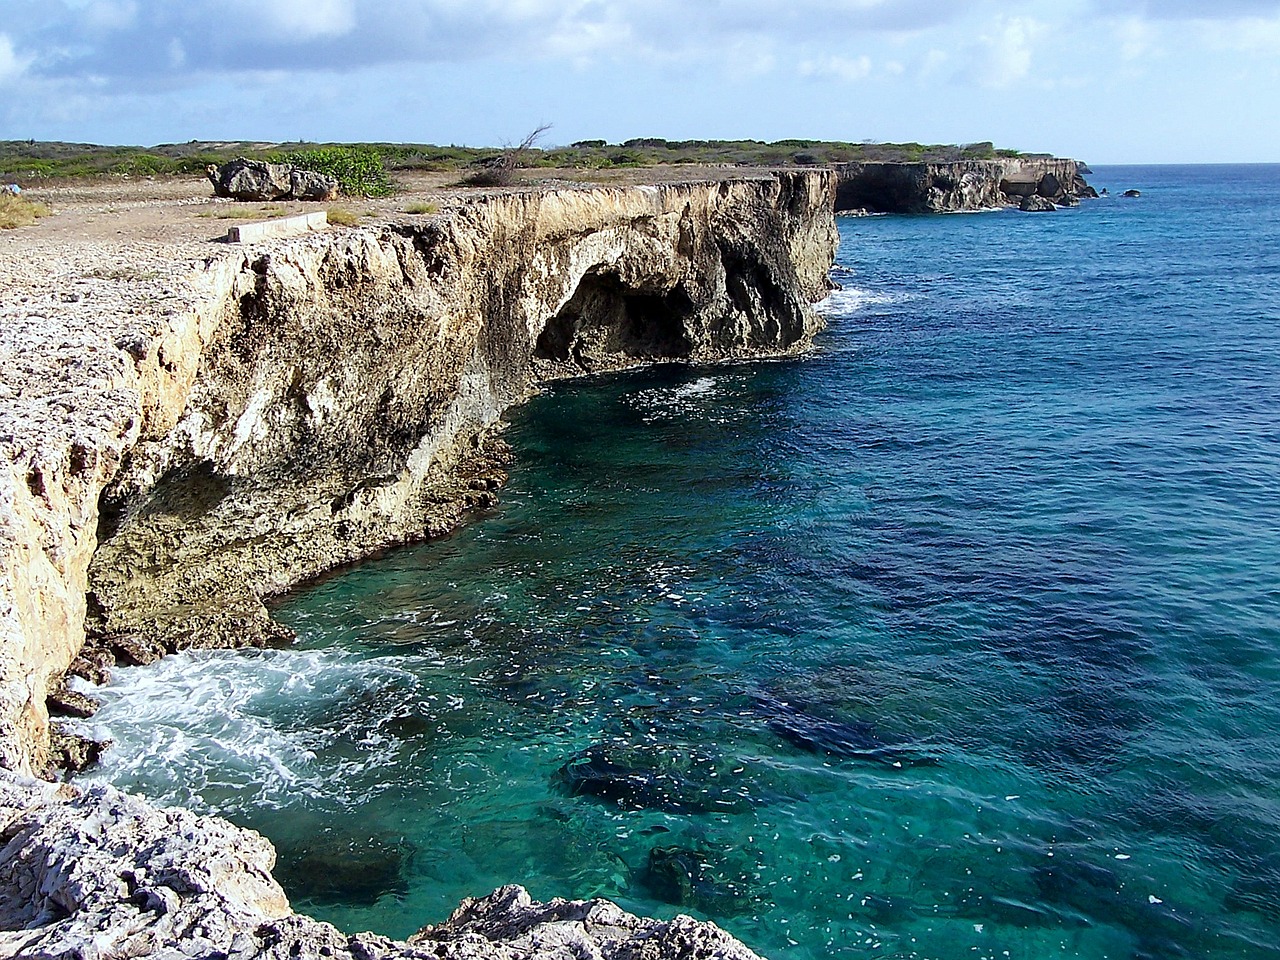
[84,266,161,281]
[404,201,438,215]
[325,206,361,227]
[0,193,51,229]
[197,205,286,220]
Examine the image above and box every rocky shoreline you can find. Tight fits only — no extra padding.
[0,773,763,959]
[0,170,838,959]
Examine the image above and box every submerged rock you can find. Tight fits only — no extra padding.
[753,691,938,767]
[642,843,761,916]
[556,741,756,813]
[273,832,413,907]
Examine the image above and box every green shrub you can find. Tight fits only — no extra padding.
[111,153,173,176]
[280,146,394,197]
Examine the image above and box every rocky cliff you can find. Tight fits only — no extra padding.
[0,172,835,958]
[834,158,1095,214]
[0,172,835,781]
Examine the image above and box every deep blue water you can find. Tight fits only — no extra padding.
[83,165,1280,959]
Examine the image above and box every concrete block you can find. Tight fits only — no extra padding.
[227,212,328,244]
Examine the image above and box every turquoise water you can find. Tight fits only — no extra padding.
[83,165,1280,959]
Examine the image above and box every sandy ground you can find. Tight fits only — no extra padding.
[5,166,774,249]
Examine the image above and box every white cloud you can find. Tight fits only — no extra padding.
[966,16,1043,88]
[81,0,139,32]
[1203,13,1280,53]
[0,34,31,86]
[798,54,873,83]
[1114,16,1154,62]
[1100,0,1280,20]
[5,0,981,85]
[245,0,357,41]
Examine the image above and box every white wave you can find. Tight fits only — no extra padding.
[626,375,742,425]
[815,287,902,316]
[76,647,441,817]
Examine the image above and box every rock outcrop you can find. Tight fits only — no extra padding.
[834,158,1096,214]
[0,772,762,960]
[207,158,339,202]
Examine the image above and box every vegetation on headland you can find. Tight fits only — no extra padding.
[0,137,1034,191]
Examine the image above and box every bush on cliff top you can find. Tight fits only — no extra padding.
[277,146,394,197]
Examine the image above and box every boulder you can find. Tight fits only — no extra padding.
[1123,189,1142,198]
[290,168,340,201]
[1072,174,1099,199]
[1057,194,1080,207]
[207,158,293,201]
[206,158,339,202]
[1020,195,1057,212]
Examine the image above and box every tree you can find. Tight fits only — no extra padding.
[464,124,553,188]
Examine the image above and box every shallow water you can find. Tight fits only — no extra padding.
[83,165,1280,959]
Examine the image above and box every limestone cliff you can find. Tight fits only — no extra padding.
[85,174,837,689]
[0,172,836,781]
[834,158,1095,214]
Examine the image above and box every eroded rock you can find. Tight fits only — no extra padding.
[207,158,339,202]
[0,773,764,960]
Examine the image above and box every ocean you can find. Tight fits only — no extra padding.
[82,164,1280,959]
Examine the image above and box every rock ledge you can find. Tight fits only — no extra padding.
[0,772,762,960]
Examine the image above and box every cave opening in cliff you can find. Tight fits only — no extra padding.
[536,270,694,371]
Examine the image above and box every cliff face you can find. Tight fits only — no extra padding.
[85,174,837,687]
[834,158,1095,214]
[0,171,837,781]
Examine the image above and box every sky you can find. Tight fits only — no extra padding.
[0,0,1277,163]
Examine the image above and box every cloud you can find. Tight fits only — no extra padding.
[798,54,873,83]
[963,16,1043,89]
[7,0,980,87]
[252,0,358,41]
[0,34,32,86]
[1101,0,1280,19]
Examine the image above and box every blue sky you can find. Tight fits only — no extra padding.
[1,0,1277,162]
